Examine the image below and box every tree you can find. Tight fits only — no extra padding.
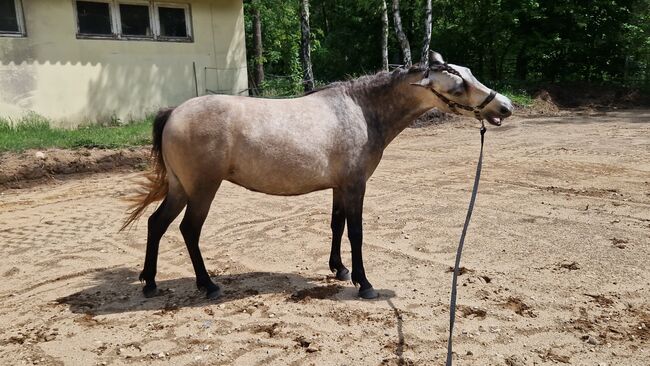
[300,0,315,91]
[381,0,389,71]
[391,0,411,67]
[420,0,432,66]
[250,2,264,95]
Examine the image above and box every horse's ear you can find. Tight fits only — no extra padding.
[429,51,444,66]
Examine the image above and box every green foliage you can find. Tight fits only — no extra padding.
[0,114,153,152]
[245,0,303,94]
[245,0,649,96]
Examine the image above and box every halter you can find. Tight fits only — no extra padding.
[425,63,497,121]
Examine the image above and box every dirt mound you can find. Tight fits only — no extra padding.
[410,109,455,128]
[0,147,150,189]
[530,84,650,109]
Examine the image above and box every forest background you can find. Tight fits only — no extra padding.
[243,0,649,104]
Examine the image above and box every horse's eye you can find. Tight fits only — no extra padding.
[452,90,463,97]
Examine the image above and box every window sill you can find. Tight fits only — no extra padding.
[0,32,26,38]
[75,34,193,43]
[156,36,193,43]
[77,34,118,40]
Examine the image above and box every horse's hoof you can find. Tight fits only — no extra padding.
[142,285,158,298]
[206,287,222,300]
[358,287,378,299]
[336,268,351,281]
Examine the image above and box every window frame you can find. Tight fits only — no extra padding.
[73,0,118,39]
[0,0,27,37]
[153,2,193,42]
[71,0,193,42]
[116,0,155,40]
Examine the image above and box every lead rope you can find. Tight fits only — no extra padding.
[445,121,486,366]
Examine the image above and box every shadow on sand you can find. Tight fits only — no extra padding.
[56,267,395,315]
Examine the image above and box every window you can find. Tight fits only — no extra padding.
[76,1,113,36]
[73,1,191,41]
[0,0,25,36]
[119,3,152,37]
[155,3,191,39]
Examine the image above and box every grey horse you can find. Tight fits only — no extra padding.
[122,51,513,300]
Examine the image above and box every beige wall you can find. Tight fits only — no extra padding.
[0,0,248,127]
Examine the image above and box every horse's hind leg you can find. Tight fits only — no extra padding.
[179,184,221,299]
[329,189,351,281]
[140,178,187,297]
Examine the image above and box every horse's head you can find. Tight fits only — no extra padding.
[412,51,513,126]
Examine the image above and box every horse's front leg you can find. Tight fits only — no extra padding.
[343,183,378,299]
[329,189,351,281]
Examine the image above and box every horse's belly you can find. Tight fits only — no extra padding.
[226,155,335,196]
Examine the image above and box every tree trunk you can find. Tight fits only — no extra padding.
[252,6,264,95]
[420,0,432,66]
[381,0,389,71]
[391,0,411,67]
[300,0,315,92]
[514,44,528,81]
[321,1,330,34]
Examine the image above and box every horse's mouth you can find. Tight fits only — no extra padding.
[485,116,502,126]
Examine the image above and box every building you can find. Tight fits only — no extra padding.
[0,0,248,127]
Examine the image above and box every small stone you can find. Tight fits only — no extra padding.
[306,345,319,353]
[35,151,46,159]
[203,345,210,352]
[585,335,599,345]
[269,313,276,318]
[505,355,525,366]
[157,352,165,358]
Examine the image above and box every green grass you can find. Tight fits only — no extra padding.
[502,90,535,107]
[0,114,153,152]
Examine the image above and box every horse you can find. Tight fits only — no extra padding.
[122,51,513,300]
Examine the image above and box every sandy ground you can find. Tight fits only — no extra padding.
[0,110,649,366]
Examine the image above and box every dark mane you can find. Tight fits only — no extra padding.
[304,65,427,96]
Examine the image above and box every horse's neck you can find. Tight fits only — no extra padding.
[351,76,436,148]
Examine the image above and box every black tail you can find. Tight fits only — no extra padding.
[151,107,174,167]
[121,107,175,231]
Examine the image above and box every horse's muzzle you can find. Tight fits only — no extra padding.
[485,116,502,126]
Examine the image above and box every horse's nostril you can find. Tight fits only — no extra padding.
[500,106,512,116]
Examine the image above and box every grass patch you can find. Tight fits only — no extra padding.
[502,90,535,107]
[0,114,153,152]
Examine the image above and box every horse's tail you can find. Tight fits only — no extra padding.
[120,107,175,231]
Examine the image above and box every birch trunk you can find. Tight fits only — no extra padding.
[391,0,411,67]
[300,0,315,92]
[252,6,264,94]
[381,0,389,71]
[420,0,432,66]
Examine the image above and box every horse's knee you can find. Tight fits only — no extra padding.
[347,226,362,244]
